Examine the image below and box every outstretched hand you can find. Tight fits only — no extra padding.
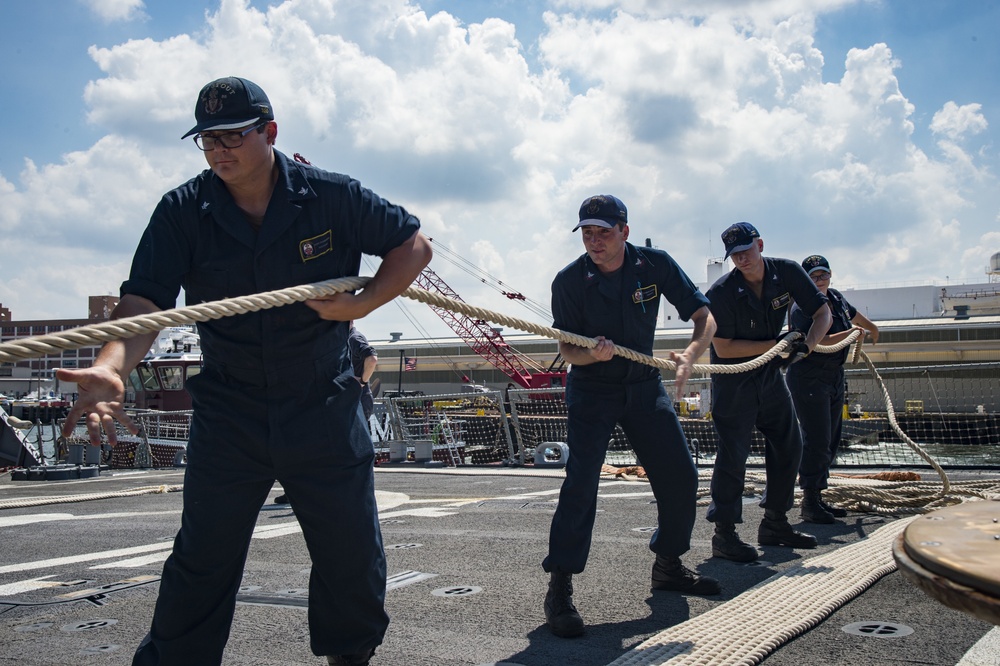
[56,366,138,446]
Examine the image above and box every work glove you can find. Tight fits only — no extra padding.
[780,340,810,367]
[776,331,809,368]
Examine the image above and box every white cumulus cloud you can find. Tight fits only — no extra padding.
[2,0,998,338]
[81,0,146,22]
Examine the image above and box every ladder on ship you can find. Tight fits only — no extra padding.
[435,415,463,467]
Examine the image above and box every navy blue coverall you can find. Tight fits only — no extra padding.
[123,150,420,664]
[786,288,856,491]
[543,243,709,574]
[705,258,827,524]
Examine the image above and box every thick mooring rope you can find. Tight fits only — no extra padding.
[608,518,916,666]
[0,276,369,363]
[0,485,182,511]
[0,275,987,511]
[0,275,802,374]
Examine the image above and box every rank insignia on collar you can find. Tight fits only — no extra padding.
[201,202,210,210]
[586,271,596,280]
[298,187,308,195]
[299,229,332,262]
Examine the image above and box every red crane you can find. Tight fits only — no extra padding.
[414,267,565,389]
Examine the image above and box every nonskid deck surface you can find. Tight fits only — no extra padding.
[0,467,997,666]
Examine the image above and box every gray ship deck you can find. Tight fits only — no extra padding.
[1,466,997,665]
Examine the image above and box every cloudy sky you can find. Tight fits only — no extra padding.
[2,0,999,345]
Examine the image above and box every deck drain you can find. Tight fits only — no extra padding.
[15,622,53,632]
[80,645,121,654]
[61,619,118,632]
[842,621,914,638]
[386,543,422,550]
[632,526,657,533]
[238,585,262,593]
[276,589,308,596]
[380,519,405,525]
[431,585,482,598]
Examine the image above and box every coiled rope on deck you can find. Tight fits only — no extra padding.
[0,275,991,511]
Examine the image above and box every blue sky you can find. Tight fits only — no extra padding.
[2,0,999,343]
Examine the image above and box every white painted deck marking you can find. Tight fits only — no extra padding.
[379,507,459,519]
[0,575,59,595]
[0,510,180,529]
[90,552,171,569]
[251,522,302,540]
[0,543,174,575]
[956,626,1000,666]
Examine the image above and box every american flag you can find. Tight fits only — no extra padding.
[404,357,417,371]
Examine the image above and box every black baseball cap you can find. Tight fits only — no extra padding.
[802,254,831,275]
[722,222,760,259]
[573,194,628,231]
[181,77,274,139]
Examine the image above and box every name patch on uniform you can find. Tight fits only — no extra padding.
[299,230,332,262]
[771,292,791,310]
[633,284,658,304]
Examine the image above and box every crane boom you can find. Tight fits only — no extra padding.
[414,268,565,389]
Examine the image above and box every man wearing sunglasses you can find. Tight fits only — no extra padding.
[59,76,431,666]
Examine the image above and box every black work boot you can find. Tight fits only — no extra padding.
[544,572,585,638]
[651,555,721,595]
[820,491,848,518]
[711,522,759,562]
[800,489,835,524]
[759,510,818,548]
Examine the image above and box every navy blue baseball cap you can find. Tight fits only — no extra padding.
[573,194,628,231]
[802,254,831,275]
[722,222,760,259]
[181,77,274,139]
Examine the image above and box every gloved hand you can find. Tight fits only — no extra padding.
[780,339,810,367]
